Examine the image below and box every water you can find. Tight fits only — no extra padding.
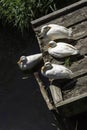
[0,22,57,130]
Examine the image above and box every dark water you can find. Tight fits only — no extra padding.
[0,22,57,130]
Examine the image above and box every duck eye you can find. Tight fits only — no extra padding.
[50,43,53,46]
[45,62,51,67]
[46,26,51,31]
[48,42,56,48]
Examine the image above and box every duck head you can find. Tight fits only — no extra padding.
[41,25,51,37]
[17,56,28,70]
[48,41,57,48]
[41,62,53,73]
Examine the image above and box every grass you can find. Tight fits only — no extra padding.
[64,57,72,67]
[0,0,79,31]
[0,0,56,31]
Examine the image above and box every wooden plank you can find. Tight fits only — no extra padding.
[34,72,54,110]
[63,75,87,100]
[31,0,87,117]
[70,68,87,79]
[72,21,87,40]
[49,85,63,105]
[56,93,87,107]
[57,94,87,117]
[77,37,87,55]
[35,16,87,104]
[45,6,87,28]
[32,0,87,28]
[70,52,87,73]
[34,7,87,33]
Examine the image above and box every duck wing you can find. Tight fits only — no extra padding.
[46,64,72,79]
[56,43,78,54]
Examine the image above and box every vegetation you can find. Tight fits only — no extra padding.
[64,57,71,67]
[0,0,79,31]
[0,0,56,31]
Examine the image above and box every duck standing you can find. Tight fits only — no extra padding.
[48,41,79,58]
[41,24,72,40]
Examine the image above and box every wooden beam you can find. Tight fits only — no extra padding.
[34,72,55,110]
[49,85,63,105]
[31,0,87,28]
[56,93,87,117]
[56,93,87,107]
[71,68,87,79]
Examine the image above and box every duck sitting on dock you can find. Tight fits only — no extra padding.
[41,62,73,81]
[48,41,79,58]
[17,53,42,71]
[40,24,72,40]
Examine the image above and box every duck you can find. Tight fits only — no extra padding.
[17,53,42,71]
[41,62,73,80]
[40,24,72,40]
[48,41,79,58]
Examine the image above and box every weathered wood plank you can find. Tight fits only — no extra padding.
[71,68,87,79]
[63,75,87,100]
[34,7,87,34]
[72,21,87,40]
[49,85,63,105]
[75,37,87,55]
[32,0,87,28]
[46,6,87,28]
[56,93,87,117]
[34,72,54,110]
[32,0,87,116]
[56,93,87,107]
[70,55,87,72]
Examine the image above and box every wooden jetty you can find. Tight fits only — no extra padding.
[32,0,87,117]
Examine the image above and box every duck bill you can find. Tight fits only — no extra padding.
[41,66,45,72]
[48,44,51,48]
[17,60,21,65]
[46,26,51,31]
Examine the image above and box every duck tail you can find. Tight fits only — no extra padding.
[69,70,73,75]
[67,70,73,79]
[68,28,72,37]
[73,49,79,55]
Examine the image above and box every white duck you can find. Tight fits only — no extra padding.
[41,24,72,40]
[48,41,79,58]
[41,62,73,80]
[17,53,42,71]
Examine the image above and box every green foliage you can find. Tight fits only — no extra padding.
[64,57,71,67]
[0,0,56,31]
[0,0,79,31]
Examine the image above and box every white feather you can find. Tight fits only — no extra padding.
[41,24,72,40]
[41,62,73,79]
[48,41,79,58]
[18,53,42,70]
